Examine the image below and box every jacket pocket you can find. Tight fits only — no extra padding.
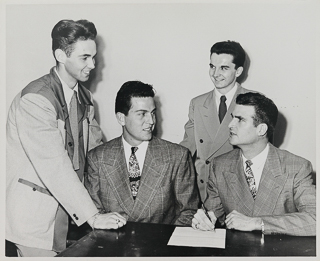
[18,178,52,197]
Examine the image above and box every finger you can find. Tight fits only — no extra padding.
[113,213,127,224]
[195,209,215,231]
[192,222,199,230]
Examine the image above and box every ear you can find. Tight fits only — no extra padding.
[116,112,126,126]
[257,123,268,137]
[235,66,244,78]
[54,49,67,64]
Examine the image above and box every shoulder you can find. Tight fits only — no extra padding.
[151,137,189,155]
[88,137,122,157]
[21,73,53,98]
[190,90,213,103]
[214,148,240,161]
[270,145,312,168]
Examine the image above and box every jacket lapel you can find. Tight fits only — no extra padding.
[206,84,245,160]
[78,84,93,123]
[200,91,220,142]
[130,137,168,220]
[224,150,255,215]
[253,144,287,216]
[48,68,73,147]
[101,138,135,215]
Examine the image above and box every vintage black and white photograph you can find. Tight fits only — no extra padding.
[3,0,318,258]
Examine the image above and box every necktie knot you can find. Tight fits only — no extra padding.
[220,95,227,102]
[131,147,138,154]
[245,160,253,168]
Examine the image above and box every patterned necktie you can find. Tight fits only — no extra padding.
[69,91,79,170]
[218,95,227,123]
[244,160,257,199]
[129,147,141,199]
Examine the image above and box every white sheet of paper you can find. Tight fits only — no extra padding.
[167,227,226,249]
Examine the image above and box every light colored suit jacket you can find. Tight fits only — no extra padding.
[85,136,200,226]
[180,83,250,201]
[204,144,316,236]
[6,68,103,250]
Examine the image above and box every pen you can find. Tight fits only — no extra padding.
[201,203,212,223]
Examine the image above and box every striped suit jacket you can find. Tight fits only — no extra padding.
[204,143,316,236]
[85,136,200,226]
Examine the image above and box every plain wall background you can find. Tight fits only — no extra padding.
[5,1,318,171]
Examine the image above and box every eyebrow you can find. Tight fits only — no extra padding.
[231,113,244,121]
[79,53,97,58]
[135,108,156,113]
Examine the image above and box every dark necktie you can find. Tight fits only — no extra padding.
[244,160,257,199]
[218,95,227,123]
[69,91,79,170]
[129,147,141,199]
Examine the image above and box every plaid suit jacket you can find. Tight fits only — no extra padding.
[85,136,200,226]
[204,143,316,236]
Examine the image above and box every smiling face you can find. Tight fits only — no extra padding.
[228,104,260,149]
[56,39,96,88]
[117,97,156,146]
[209,53,243,94]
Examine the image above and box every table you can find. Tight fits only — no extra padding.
[57,221,316,257]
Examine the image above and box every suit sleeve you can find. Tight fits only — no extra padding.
[87,98,103,151]
[174,149,200,226]
[84,150,106,213]
[204,159,226,224]
[16,93,98,226]
[261,161,316,236]
[180,99,197,156]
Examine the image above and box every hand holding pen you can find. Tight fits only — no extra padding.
[192,203,217,231]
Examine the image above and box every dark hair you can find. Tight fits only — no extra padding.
[51,19,97,58]
[115,81,155,115]
[236,92,278,138]
[210,41,245,69]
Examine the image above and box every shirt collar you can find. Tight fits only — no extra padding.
[242,143,270,169]
[122,136,149,152]
[214,82,239,101]
[54,67,80,105]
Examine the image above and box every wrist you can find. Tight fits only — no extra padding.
[88,212,100,229]
[261,220,265,234]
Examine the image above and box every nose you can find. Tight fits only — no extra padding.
[213,68,220,77]
[228,118,235,128]
[87,58,95,69]
[146,113,155,125]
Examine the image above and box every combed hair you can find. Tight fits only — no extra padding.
[210,40,245,69]
[115,81,155,115]
[236,92,278,138]
[51,19,97,58]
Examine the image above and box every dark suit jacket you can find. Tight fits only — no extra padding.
[204,144,316,236]
[180,83,251,201]
[85,136,200,226]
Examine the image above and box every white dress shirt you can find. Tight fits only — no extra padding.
[122,136,148,174]
[214,82,239,112]
[54,67,80,112]
[241,144,269,190]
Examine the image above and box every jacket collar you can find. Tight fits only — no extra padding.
[102,136,168,219]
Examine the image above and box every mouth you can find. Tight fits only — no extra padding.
[83,70,91,76]
[229,131,236,137]
[143,127,153,132]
